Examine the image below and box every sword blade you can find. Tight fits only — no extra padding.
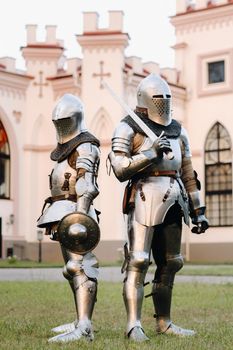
[102,80,157,142]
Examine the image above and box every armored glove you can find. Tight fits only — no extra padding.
[154,134,173,158]
[191,207,209,234]
[145,134,173,160]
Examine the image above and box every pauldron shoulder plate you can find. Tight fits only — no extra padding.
[121,113,181,139]
[50,132,100,162]
[112,121,135,154]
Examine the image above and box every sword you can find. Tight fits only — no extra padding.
[101,80,174,160]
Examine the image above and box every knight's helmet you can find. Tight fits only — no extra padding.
[52,94,87,144]
[137,73,172,126]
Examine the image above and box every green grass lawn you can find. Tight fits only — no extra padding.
[178,264,233,276]
[0,259,63,268]
[0,281,232,350]
[148,263,233,277]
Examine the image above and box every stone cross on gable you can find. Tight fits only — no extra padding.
[93,61,111,89]
[33,71,48,97]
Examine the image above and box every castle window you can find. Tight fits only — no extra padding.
[0,120,10,199]
[197,50,233,96]
[208,60,225,84]
[205,122,232,226]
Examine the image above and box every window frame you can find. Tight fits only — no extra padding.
[205,122,233,227]
[207,60,225,85]
[197,49,233,97]
[0,120,11,200]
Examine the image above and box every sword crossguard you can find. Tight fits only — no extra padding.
[166,151,174,160]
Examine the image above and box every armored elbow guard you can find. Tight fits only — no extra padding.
[109,151,152,182]
[75,172,99,213]
[75,142,100,213]
[76,143,100,174]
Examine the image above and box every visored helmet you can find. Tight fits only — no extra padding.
[137,73,172,126]
[52,94,87,144]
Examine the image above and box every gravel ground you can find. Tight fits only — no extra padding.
[0,267,233,284]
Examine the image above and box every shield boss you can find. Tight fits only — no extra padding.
[57,212,100,254]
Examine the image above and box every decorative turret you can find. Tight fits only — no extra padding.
[0,57,16,72]
[176,0,231,14]
[76,11,129,124]
[21,25,64,76]
[77,11,129,54]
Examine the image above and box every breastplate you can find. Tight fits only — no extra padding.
[50,160,77,197]
[137,136,182,173]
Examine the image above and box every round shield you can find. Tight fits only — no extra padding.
[57,212,100,254]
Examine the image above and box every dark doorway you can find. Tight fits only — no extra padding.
[0,218,2,258]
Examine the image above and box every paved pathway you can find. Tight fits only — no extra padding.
[0,267,233,284]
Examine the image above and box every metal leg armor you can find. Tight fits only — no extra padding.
[49,249,98,343]
[151,205,195,336]
[123,211,153,342]
[51,245,77,334]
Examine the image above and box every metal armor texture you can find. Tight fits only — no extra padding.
[37,141,100,228]
[57,212,100,254]
[37,94,100,343]
[52,93,87,144]
[109,121,190,226]
[137,73,172,126]
[109,74,208,341]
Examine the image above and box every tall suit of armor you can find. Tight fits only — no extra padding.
[109,74,209,342]
[37,94,100,343]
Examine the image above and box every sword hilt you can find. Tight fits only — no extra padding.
[165,151,174,160]
[159,131,174,160]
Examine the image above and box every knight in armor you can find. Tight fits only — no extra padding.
[37,94,100,343]
[108,73,209,342]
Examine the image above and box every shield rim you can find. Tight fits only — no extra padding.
[57,211,100,254]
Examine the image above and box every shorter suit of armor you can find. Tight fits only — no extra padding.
[109,74,208,341]
[37,94,100,343]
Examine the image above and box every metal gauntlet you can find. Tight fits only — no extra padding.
[109,120,173,182]
[189,191,209,234]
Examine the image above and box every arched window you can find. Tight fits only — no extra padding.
[0,120,10,198]
[205,122,232,226]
